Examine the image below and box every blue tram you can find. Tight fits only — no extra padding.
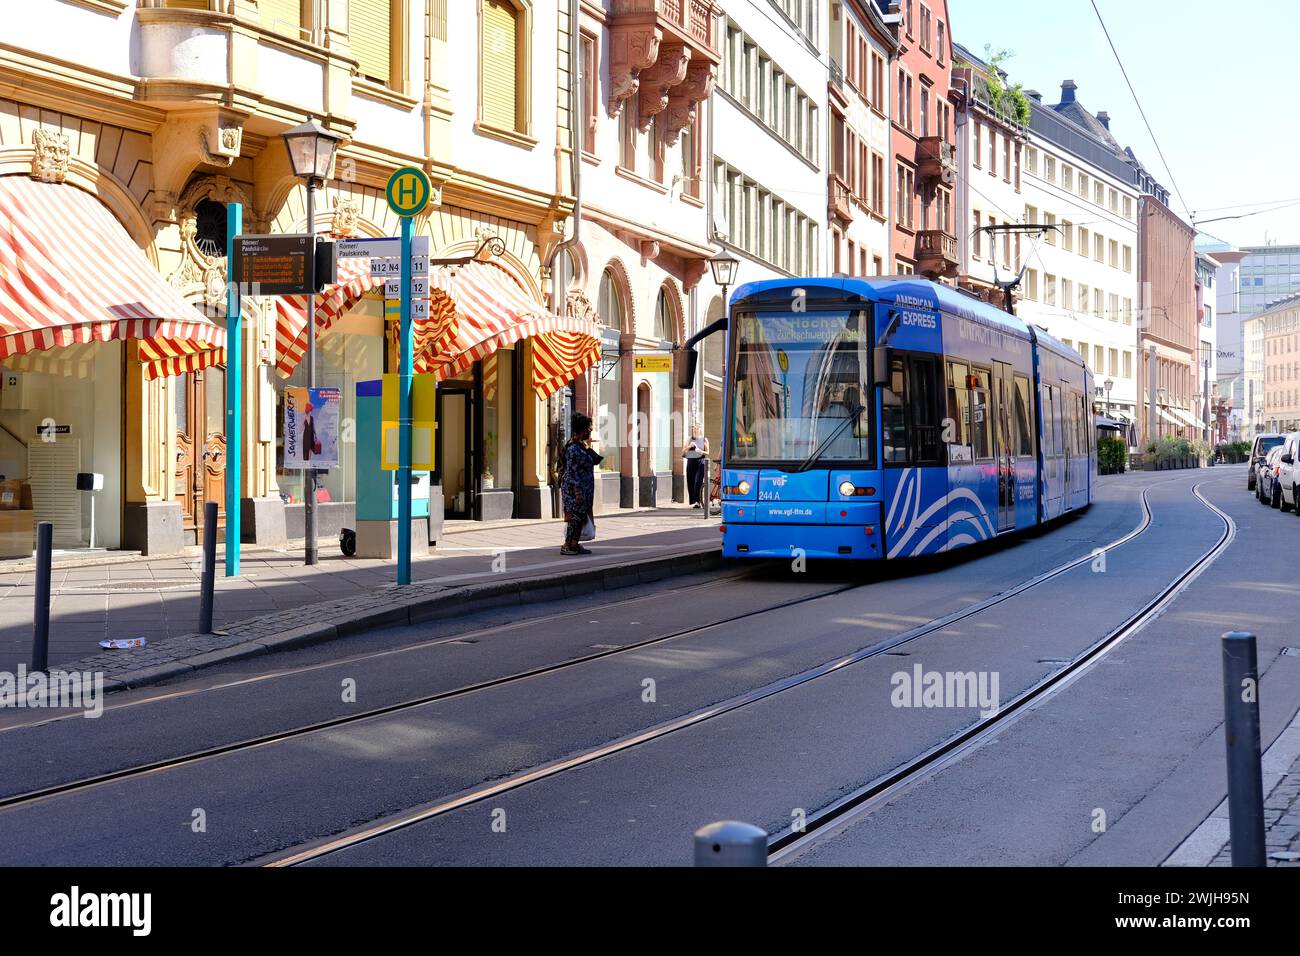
[678,276,1093,560]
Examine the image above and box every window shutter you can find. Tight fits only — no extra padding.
[481,0,520,130]
[351,0,392,86]
[260,0,302,36]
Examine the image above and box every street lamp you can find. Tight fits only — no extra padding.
[282,117,343,566]
[702,251,738,520]
[1103,377,1113,418]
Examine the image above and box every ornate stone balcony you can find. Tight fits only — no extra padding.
[608,0,720,144]
[916,136,956,186]
[828,173,852,228]
[916,230,958,277]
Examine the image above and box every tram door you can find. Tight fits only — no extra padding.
[993,362,1015,532]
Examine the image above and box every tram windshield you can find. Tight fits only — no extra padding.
[728,309,872,465]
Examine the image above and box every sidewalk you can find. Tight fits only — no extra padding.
[1164,708,1300,867]
[0,508,719,672]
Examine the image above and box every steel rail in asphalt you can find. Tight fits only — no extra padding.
[0,570,855,812]
[259,477,1182,867]
[0,567,758,733]
[767,478,1236,865]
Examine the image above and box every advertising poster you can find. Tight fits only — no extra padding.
[283,386,341,469]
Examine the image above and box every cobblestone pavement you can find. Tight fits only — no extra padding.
[0,508,718,671]
[1165,709,1300,867]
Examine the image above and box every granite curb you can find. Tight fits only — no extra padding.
[56,546,723,693]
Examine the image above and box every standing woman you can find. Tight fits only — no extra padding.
[682,423,710,509]
[560,413,600,555]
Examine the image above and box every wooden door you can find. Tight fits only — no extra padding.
[174,369,227,537]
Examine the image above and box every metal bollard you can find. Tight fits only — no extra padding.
[1221,631,1266,867]
[694,820,768,867]
[31,521,52,672]
[199,501,218,634]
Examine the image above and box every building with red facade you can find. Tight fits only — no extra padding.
[877,0,958,278]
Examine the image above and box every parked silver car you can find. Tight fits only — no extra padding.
[1248,433,1285,491]
[1258,445,1287,508]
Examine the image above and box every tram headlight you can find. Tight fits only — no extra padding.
[838,480,856,497]
[737,480,751,495]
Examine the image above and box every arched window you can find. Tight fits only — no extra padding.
[598,268,624,331]
[654,288,676,343]
[481,0,527,134]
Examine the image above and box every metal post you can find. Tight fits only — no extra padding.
[1221,631,1266,867]
[225,202,242,577]
[199,501,218,634]
[1203,357,1211,444]
[397,215,413,585]
[31,521,52,671]
[304,180,318,566]
[693,820,767,867]
[1147,344,1158,446]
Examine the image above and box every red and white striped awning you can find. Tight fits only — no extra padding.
[0,175,226,380]
[275,256,599,398]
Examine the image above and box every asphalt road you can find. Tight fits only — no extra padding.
[1,467,1290,867]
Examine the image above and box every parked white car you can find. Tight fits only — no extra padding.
[1277,432,1300,513]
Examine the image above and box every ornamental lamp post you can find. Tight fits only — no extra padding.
[1103,377,1113,418]
[281,117,343,566]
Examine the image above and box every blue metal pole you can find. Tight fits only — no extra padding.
[397,216,413,585]
[225,202,242,577]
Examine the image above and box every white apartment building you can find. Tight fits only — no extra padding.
[1015,82,1141,426]
[828,0,896,278]
[1243,314,1265,440]
[1195,252,1218,439]
[705,0,828,452]
[951,43,1026,306]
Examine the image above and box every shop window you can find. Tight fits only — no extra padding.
[275,300,384,505]
[482,350,513,490]
[596,269,624,472]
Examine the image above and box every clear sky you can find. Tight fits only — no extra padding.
[949,0,1300,249]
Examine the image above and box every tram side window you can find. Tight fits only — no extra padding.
[884,355,943,465]
[910,357,943,464]
[1013,374,1033,456]
[946,360,971,462]
[882,356,908,463]
[970,368,992,460]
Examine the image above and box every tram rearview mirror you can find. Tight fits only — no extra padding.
[873,347,889,388]
[676,348,698,390]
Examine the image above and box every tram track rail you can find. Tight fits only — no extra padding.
[767,477,1235,864]
[257,476,1184,867]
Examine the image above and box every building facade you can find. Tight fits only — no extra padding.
[828,0,896,280]
[1194,252,1218,440]
[1014,81,1141,427]
[1243,313,1266,440]
[881,0,956,278]
[1139,193,1200,442]
[705,0,827,455]
[950,42,1025,308]
[1259,294,1300,434]
[0,1,741,558]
